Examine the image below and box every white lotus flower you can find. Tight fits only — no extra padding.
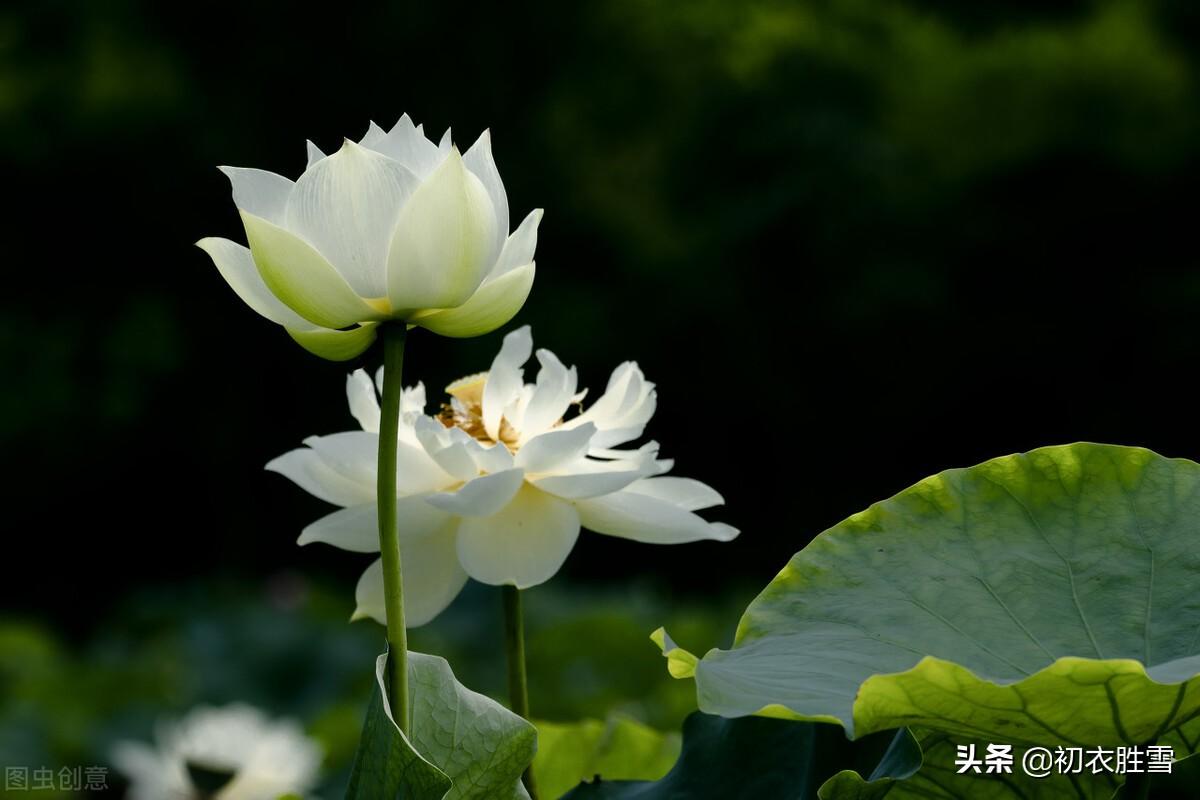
[198,114,540,360]
[268,326,737,627]
[111,704,322,800]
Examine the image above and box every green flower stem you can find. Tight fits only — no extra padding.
[378,322,410,736]
[503,585,539,799]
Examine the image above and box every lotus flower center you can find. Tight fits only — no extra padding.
[438,373,520,450]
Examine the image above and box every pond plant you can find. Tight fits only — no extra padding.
[198,116,1200,799]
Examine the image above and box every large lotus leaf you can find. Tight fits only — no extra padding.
[562,712,921,799]
[534,716,681,799]
[347,651,536,800]
[656,444,1200,750]
[886,730,1119,799]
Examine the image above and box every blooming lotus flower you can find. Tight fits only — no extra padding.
[268,326,737,626]
[112,704,321,800]
[198,115,541,360]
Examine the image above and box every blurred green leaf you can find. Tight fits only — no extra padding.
[346,651,535,800]
[533,715,681,799]
[562,713,919,799]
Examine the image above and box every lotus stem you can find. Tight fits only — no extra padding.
[503,585,539,799]
[378,323,410,735]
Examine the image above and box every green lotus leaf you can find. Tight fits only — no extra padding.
[886,730,1119,799]
[347,651,536,799]
[656,444,1200,752]
[561,712,921,799]
[533,715,681,799]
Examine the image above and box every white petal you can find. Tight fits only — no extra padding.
[565,362,658,448]
[401,382,427,415]
[219,166,293,225]
[197,237,312,328]
[375,368,428,416]
[455,484,580,588]
[286,140,421,299]
[301,431,376,484]
[518,349,578,440]
[241,211,380,329]
[624,476,724,511]
[575,489,738,544]
[360,120,387,147]
[531,462,649,500]
[352,535,468,628]
[413,417,480,481]
[424,468,525,517]
[303,432,453,495]
[515,423,596,474]
[462,129,508,269]
[299,502,378,552]
[386,149,496,312]
[492,209,543,278]
[265,449,373,507]
[306,140,324,168]
[347,369,381,432]
[369,114,444,178]
[299,496,456,553]
[463,438,515,474]
[482,325,533,440]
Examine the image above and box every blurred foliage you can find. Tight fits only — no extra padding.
[534,716,681,800]
[5,0,1200,625]
[0,575,732,797]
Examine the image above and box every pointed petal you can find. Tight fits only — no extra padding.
[306,140,325,168]
[414,263,535,339]
[492,209,542,278]
[240,210,380,329]
[287,323,378,361]
[360,120,387,147]
[219,166,293,225]
[347,369,381,432]
[564,361,657,448]
[386,148,496,311]
[424,468,525,517]
[462,129,508,268]
[482,325,533,440]
[369,114,444,177]
[197,237,311,328]
[299,502,378,552]
[518,349,578,439]
[265,449,373,507]
[624,476,724,511]
[575,489,738,544]
[286,140,421,298]
[514,423,596,474]
[455,484,579,588]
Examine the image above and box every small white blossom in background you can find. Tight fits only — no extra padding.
[269,325,738,627]
[198,114,541,360]
[112,704,322,800]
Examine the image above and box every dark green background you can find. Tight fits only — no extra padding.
[3,0,1200,634]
